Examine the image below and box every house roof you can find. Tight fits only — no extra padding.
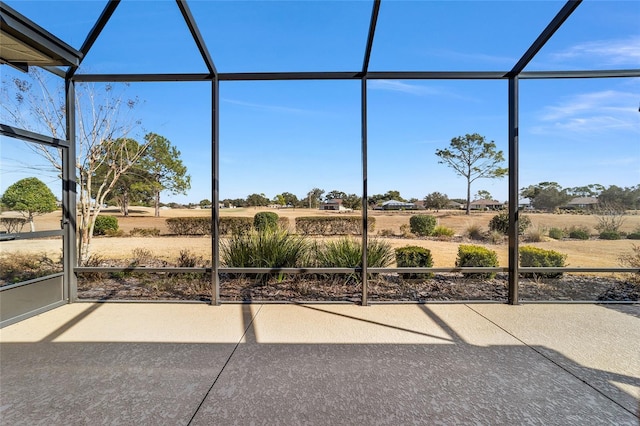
[470,199,503,205]
[381,200,414,206]
[567,197,599,205]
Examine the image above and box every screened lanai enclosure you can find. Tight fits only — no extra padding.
[1,0,639,326]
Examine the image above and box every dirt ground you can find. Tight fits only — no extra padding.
[2,206,639,268]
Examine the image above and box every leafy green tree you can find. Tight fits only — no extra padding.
[273,192,299,207]
[567,184,604,198]
[342,193,362,210]
[199,199,212,208]
[222,198,247,208]
[435,133,507,215]
[92,139,154,216]
[599,185,640,210]
[368,190,406,207]
[520,182,571,211]
[325,190,347,200]
[1,177,57,232]
[475,190,492,200]
[324,190,361,209]
[247,193,270,207]
[383,190,405,202]
[424,191,449,211]
[139,133,191,217]
[306,187,325,208]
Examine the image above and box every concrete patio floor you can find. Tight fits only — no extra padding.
[1,302,638,425]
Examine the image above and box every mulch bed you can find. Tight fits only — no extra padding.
[77,273,640,303]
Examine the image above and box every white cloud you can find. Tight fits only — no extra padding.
[368,80,443,96]
[221,98,313,115]
[368,80,475,102]
[429,49,516,67]
[533,90,640,134]
[551,36,640,66]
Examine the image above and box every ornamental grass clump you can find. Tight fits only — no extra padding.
[314,237,394,268]
[221,228,309,282]
[455,245,499,279]
[466,223,485,241]
[314,237,394,283]
[431,225,455,240]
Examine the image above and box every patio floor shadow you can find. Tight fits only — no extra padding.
[1,303,638,425]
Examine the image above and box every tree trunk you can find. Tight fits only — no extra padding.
[28,213,35,232]
[466,180,471,215]
[122,189,129,217]
[154,190,160,217]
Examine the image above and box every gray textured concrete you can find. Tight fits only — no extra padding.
[1,303,638,425]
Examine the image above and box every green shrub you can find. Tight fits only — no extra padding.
[254,211,279,232]
[431,225,455,239]
[599,231,621,240]
[519,246,566,278]
[219,217,252,235]
[488,212,531,235]
[548,227,564,240]
[409,215,437,237]
[166,217,211,235]
[627,231,640,240]
[455,245,499,279]
[295,216,375,235]
[395,246,433,279]
[568,226,590,240]
[94,216,118,236]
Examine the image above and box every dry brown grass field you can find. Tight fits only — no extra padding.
[2,206,639,268]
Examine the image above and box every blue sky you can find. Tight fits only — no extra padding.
[1,0,639,204]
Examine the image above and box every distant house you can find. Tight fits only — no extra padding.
[564,197,599,210]
[320,199,352,212]
[413,200,426,209]
[380,199,418,210]
[519,199,532,210]
[447,200,464,210]
[468,199,505,211]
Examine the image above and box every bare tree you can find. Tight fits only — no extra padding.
[1,69,148,263]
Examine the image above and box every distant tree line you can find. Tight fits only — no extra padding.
[521,182,640,211]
